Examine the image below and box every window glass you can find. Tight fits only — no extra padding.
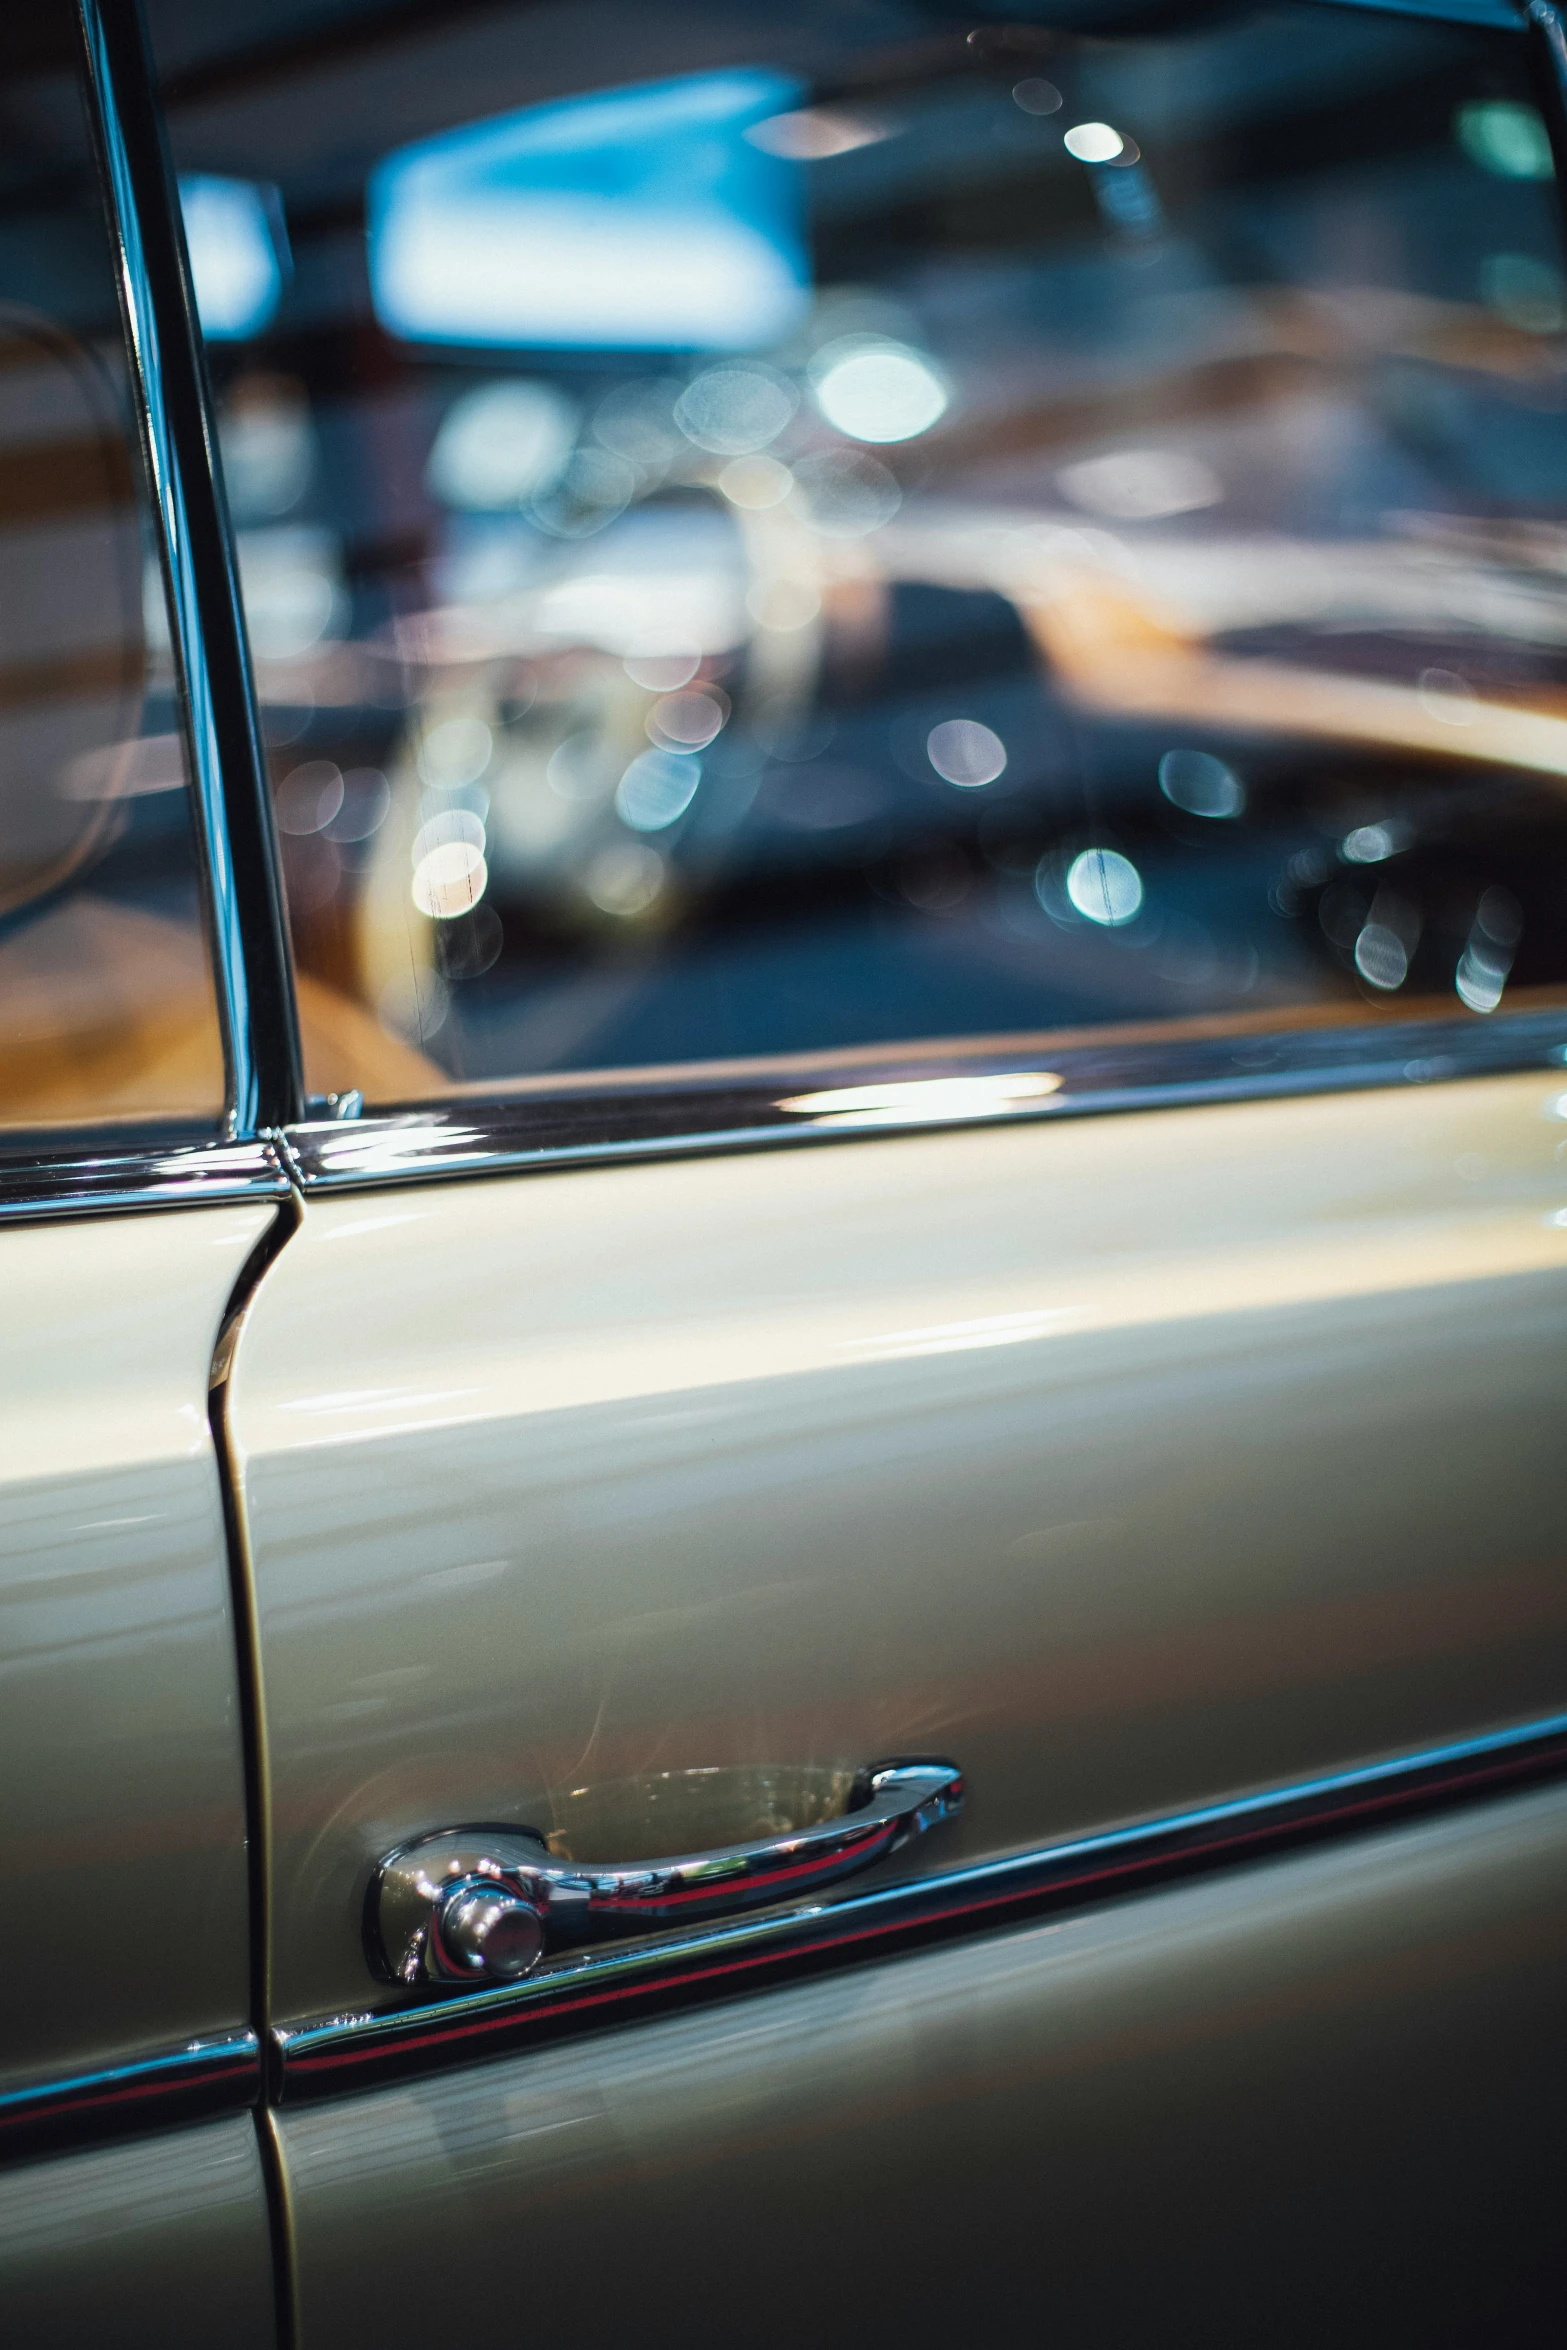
[157,0,1567,1104]
[0,8,225,1137]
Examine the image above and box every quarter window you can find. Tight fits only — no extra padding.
[0,6,225,1137]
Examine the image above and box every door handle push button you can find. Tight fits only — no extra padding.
[438,1886,546,1982]
[368,1757,963,1988]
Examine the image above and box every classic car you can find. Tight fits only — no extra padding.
[2,0,1566,2339]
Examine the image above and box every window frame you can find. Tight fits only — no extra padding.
[0,0,299,1227]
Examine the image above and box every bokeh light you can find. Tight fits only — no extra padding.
[927,720,1007,788]
[427,381,578,508]
[1063,122,1125,162]
[616,749,702,830]
[413,838,488,917]
[811,338,948,442]
[1158,749,1244,818]
[1066,847,1144,925]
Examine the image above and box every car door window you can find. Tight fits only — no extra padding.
[160,0,1567,1108]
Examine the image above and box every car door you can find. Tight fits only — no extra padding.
[146,0,1567,2337]
[0,6,287,2341]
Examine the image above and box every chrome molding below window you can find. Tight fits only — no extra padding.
[0,2030,260,2163]
[0,1137,289,1224]
[283,1006,1567,1194]
[273,1705,1567,2106]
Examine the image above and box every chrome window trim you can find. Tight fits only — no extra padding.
[271,1706,1567,2105]
[0,2029,260,2165]
[0,1138,289,1226]
[282,1006,1567,1195]
[75,0,303,1140]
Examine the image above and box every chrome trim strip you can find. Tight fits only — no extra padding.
[3,1011,1551,1223]
[78,0,251,1134]
[283,1007,1567,1194]
[273,1706,1567,2104]
[76,0,303,1136]
[0,2030,260,2162]
[0,1138,288,1225]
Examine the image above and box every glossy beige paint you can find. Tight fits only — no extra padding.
[228,1073,1567,2024]
[0,1203,273,2088]
[0,2115,276,2349]
[277,1780,1567,2347]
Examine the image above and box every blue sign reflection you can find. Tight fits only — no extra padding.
[368,69,810,351]
[179,175,287,340]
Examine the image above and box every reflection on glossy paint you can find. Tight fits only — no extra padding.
[319,1211,425,1243]
[0,2114,277,2344]
[232,1076,1567,2024]
[839,1308,1080,1361]
[0,1210,268,2089]
[279,1385,482,1420]
[250,1084,1567,1456]
[273,1780,1567,2344]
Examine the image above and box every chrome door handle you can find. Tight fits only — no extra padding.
[369,1757,963,1987]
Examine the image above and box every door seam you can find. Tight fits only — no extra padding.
[209,1185,303,2349]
